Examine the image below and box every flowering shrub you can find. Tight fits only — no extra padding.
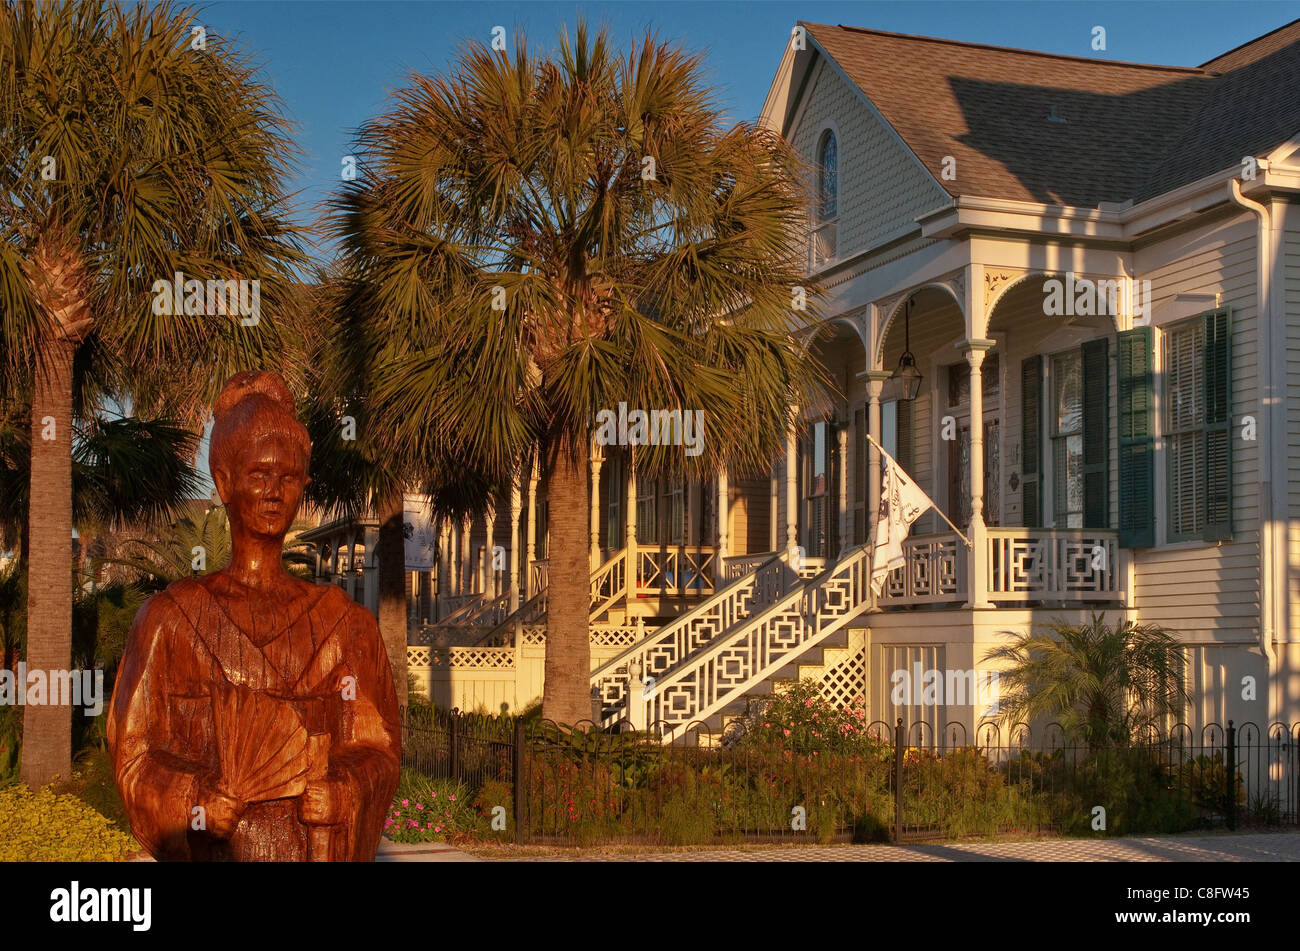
[385,772,476,843]
[0,786,138,861]
[730,680,887,757]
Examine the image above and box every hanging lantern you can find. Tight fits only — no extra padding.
[891,298,923,401]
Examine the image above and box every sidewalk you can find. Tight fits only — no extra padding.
[377,840,479,862]
[476,831,1300,862]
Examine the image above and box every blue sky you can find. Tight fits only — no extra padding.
[180,0,1298,492]
[200,0,1300,250]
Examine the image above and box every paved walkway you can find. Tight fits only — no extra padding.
[475,831,1300,862]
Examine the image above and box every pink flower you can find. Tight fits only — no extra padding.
[783,729,791,737]
[416,803,424,811]
[384,819,393,829]
[401,799,409,806]
[394,810,401,817]
[449,795,456,801]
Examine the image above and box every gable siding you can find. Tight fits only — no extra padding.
[1131,228,1260,642]
[789,57,949,261]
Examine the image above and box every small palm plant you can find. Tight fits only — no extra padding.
[982,613,1190,747]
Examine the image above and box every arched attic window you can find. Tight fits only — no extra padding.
[817,129,838,221]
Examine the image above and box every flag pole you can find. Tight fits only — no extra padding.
[865,432,972,548]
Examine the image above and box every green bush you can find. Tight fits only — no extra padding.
[386,771,476,843]
[0,785,138,861]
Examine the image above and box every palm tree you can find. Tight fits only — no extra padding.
[302,274,501,709]
[982,613,1191,747]
[0,1,306,786]
[330,22,826,725]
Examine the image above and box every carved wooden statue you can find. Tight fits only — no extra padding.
[108,371,401,861]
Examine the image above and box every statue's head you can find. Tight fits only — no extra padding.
[210,371,311,543]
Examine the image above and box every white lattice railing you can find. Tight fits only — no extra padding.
[636,545,717,597]
[877,533,967,606]
[593,550,806,725]
[437,592,490,623]
[473,549,629,647]
[529,560,548,596]
[722,552,774,582]
[612,544,875,740]
[407,622,647,671]
[986,529,1120,601]
[589,548,629,621]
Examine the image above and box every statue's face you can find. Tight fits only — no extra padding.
[218,433,306,540]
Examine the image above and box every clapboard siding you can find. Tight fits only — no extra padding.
[1286,222,1300,635]
[788,57,948,261]
[1131,226,1260,641]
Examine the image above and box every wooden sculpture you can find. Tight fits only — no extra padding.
[107,371,401,861]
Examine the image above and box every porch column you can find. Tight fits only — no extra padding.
[785,414,798,554]
[589,446,604,569]
[865,371,890,540]
[961,339,996,609]
[362,524,380,615]
[437,519,450,617]
[345,530,358,601]
[625,454,638,595]
[509,477,522,612]
[484,503,497,597]
[526,453,539,597]
[769,472,778,552]
[459,514,472,595]
[716,468,729,561]
[836,424,849,555]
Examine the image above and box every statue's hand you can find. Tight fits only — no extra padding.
[299,777,348,826]
[198,784,246,839]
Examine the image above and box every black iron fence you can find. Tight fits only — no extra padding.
[398,708,1300,845]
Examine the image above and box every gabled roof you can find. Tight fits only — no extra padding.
[798,19,1300,206]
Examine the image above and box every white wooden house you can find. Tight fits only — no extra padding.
[360,19,1300,739]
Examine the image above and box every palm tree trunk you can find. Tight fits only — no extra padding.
[542,439,593,727]
[21,337,75,788]
[376,489,409,710]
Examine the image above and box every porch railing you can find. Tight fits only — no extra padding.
[986,528,1121,602]
[635,545,717,597]
[878,533,967,606]
[874,528,1123,608]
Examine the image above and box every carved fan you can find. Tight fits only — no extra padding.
[212,680,310,803]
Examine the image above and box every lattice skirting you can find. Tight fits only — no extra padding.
[820,646,867,711]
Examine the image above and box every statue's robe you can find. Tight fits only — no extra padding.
[107,578,400,861]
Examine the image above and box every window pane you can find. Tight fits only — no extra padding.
[1165,323,1206,538]
[818,132,837,220]
[1051,352,1083,527]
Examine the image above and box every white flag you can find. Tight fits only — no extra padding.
[870,459,934,596]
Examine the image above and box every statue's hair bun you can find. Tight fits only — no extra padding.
[213,371,296,421]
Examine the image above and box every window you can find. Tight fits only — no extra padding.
[817,130,837,221]
[802,421,831,556]
[1051,351,1085,529]
[1163,312,1231,541]
[668,478,685,545]
[636,477,658,545]
[605,455,623,549]
[536,501,548,558]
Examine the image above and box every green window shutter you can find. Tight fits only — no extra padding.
[1202,308,1232,540]
[1081,338,1110,529]
[1117,327,1155,547]
[1021,355,1042,528]
[896,397,914,475]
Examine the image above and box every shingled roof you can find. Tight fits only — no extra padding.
[800,19,1300,206]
